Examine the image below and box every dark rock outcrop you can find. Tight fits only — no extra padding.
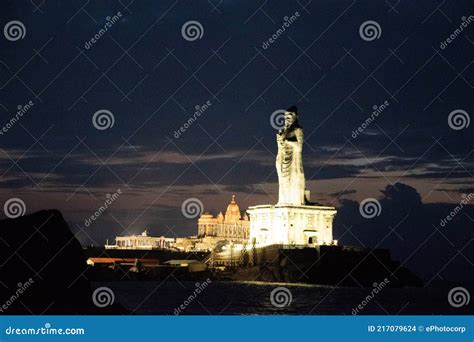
[0,210,126,314]
[227,245,422,287]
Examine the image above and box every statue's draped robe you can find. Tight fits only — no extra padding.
[276,127,305,205]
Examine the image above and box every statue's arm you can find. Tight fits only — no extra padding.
[276,133,284,174]
[295,128,304,149]
[276,132,285,149]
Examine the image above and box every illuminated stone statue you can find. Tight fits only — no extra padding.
[247,106,337,247]
[276,106,306,205]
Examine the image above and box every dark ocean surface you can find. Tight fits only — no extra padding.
[93,281,473,315]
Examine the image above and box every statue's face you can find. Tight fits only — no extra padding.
[284,112,296,129]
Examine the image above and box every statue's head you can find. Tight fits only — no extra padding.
[284,105,300,130]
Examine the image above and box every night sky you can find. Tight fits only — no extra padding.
[0,0,473,282]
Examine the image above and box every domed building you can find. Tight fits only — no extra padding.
[197,195,249,242]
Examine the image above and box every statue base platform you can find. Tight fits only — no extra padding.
[247,204,337,247]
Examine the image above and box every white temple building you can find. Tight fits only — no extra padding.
[105,230,175,250]
[247,107,337,247]
[197,195,249,242]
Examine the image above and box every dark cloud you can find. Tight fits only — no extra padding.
[334,182,474,282]
[329,189,357,197]
[222,184,267,195]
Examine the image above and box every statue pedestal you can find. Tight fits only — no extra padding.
[247,204,337,247]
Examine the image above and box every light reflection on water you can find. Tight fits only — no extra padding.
[96,281,469,315]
